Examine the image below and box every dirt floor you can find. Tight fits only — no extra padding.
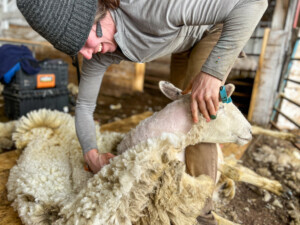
[90,91,170,125]
[0,85,299,225]
[215,135,300,225]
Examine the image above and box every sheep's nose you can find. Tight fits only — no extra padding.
[249,129,253,135]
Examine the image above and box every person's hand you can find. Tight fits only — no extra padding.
[84,149,116,174]
[182,72,221,123]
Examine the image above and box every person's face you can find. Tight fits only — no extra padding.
[79,14,117,60]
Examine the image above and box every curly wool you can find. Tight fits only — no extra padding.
[6,109,214,225]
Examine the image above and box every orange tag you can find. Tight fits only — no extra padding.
[36,74,56,89]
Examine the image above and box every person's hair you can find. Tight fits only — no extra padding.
[94,0,120,22]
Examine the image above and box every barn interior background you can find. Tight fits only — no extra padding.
[0,0,300,224]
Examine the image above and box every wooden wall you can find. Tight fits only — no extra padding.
[249,0,299,125]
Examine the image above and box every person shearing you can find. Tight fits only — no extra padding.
[17,0,268,223]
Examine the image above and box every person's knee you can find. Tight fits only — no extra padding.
[185,143,218,180]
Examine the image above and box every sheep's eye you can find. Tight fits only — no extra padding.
[219,105,224,110]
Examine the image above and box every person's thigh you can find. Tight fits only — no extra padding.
[183,24,223,89]
[170,50,190,90]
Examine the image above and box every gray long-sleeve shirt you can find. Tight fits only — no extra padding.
[76,0,268,154]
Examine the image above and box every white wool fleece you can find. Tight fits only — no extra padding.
[6,109,214,225]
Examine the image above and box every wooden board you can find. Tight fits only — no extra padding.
[133,63,146,92]
[271,0,289,30]
[247,28,270,122]
[0,111,249,224]
[248,29,292,125]
[101,61,146,97]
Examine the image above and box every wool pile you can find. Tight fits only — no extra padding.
[0,121,16,152]
[6,109,214,225]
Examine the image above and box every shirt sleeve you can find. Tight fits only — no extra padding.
[168,0,268,80]
[75,50,127,155]
[201,0,268,80]
[75,54,110,155]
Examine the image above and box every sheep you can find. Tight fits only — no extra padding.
[118,82,252,155]
[117,81,251,185]
[4,82,281,225]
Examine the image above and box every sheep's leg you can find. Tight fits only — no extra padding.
[212,212,240,225]
[219,163,283,195]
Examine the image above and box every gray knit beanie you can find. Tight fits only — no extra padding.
[17,0,98,56]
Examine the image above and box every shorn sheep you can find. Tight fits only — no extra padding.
[4,82,282,225]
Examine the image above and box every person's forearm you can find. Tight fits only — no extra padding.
[75,51,125,155]
[202,0,268,80]
[75,102,99,154]
[75,55,108,154]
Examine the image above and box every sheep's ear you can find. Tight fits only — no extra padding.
[159,81,182,100]
[220,83,235,100]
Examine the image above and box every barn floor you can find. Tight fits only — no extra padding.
[216,135,300,225]
[0,88,299,225]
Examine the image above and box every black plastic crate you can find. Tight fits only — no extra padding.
[3,86,69,119]
[8,59,68,90]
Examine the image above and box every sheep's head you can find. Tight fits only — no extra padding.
[159,81,252,146]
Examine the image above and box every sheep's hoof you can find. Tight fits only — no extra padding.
[222,178,236,200]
